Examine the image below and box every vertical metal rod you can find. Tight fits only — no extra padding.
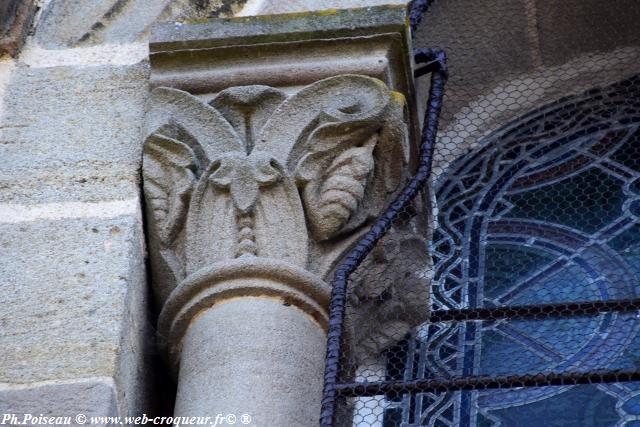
[319,48,448,427]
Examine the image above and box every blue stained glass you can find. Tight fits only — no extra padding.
[482,246,554,300]
[611,129,640,172]
[382,76,640,426]
[478,385,619,427]
[505,168,625,234]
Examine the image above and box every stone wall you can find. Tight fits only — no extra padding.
[0,0,153,416]
[0,0,412,417]
[412,0,640,176]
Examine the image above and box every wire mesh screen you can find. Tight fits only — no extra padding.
[322,1,640,426]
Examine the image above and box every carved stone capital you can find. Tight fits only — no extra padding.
[141,7,430,422]
[142,74,417,365]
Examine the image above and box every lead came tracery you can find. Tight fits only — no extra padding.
[380,76,640,426]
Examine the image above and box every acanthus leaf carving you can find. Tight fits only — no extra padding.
[289,80,409,241]
[142,75,413,307]
[297,135,377,241]
[142,133,199,301]
[143,133,197,246]
[208,151,283,214]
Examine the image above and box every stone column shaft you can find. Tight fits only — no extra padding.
[175,297,326,425]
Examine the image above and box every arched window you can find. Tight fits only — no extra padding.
[381,75,640,426]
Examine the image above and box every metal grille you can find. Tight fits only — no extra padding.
[321,1,640,426]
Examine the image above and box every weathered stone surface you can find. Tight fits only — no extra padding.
[412,0,640,176]
[240,0,409,15]
[175,297,326,426]
[0,213,150,414]
[0,63,148,204]
[167,0,249,20]
[0,4,157,413]
[149,5,416,108]
[0,51,155,413]
[153,4,409,48]
[413,0,537,124]
[0,0,37,57]
[34,0,248,48]
[347,228,432,361]
[0,379,118,418]
[143,74,425,369]
[36,0,171,47]
[535,0,640,66]
[0,62,147,171]
[0,174,140,205]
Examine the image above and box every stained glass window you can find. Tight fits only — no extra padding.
[381,76,640,426]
